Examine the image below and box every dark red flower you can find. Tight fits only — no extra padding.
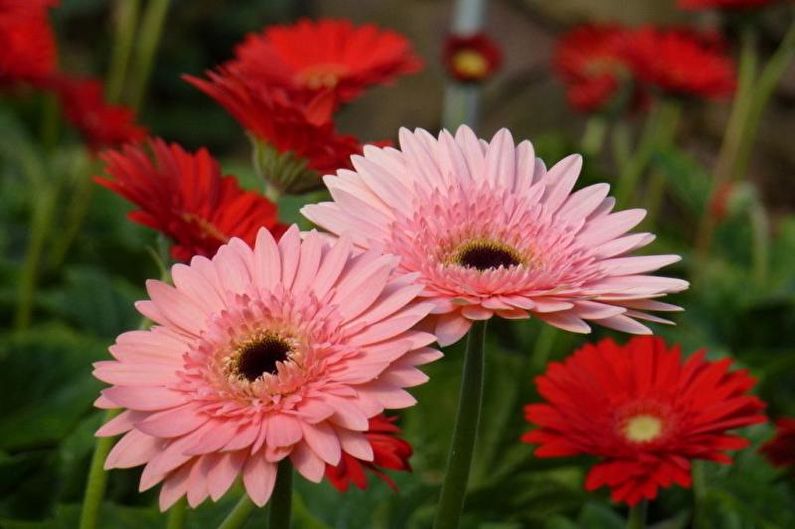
[96,138,286,261]
[184,68,363,180]
[761,418,795,469]
[628,27,736,100]
[54,77,147,150]
[523,336,766,506]
[230,18,422,107]
[0,1,58,86]
[679,0,776,9]
[554,25,644,114]
[443,33,502,83]
[325,414,412,492]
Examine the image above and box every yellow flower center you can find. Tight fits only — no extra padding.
[298,64,348,90]
[448,239,526,271]
[452,50,489,79]
[623,414,664,443]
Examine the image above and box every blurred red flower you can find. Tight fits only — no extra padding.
[523,336,766,506]
[185,68,363,178]
[443,33,502,83]
[554,24,645,114]
[0,0,58,86]
[628,27,736,100]
[230,18,422,107]
[679,0,775,9]
[326,414,412,492]
[96,138,285,261]
[54,77,147,150]
[761,418,795,469]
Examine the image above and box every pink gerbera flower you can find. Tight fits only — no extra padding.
[302,126,688,345]
[93,226,440,509]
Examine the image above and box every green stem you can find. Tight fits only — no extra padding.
[217,495,256,529]
[581,116,609,156]
[269,459,294,529]
[442,83,480,130]
[614,102,662,207]
[106,0,142,103]
[642,102,682,226]
[432,321,488,529]
[78,408,122,529]
[128,0,171,111]
[531,324,557,371]
[49,154,95,269]
[692,461,708,529]
[165,498,187,529]
[626,500,648,529]
[39,92,60,152]
[749,195,770,286]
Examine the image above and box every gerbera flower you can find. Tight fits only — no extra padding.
[54,77,147,150]
[230,18,422,107]
[627,27,736,100]
[96,138,285,262]
[302,126,688,346]
[522,336,767,505]
[761,418,795,469]
[443,33,502,84]
[554,24,644,114]
[678,0,775,9]
[326,414,413,492]
[93,227,440,509]
[184,68,363,193]
[0,1,57,86]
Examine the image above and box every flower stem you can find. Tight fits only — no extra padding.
[614,102,662,207]
[128,0,171,112]
[626,500,648,529]
[581,116,608,156]
[432,320,488,529]
[217,495,256,529]
[49,153,95,269]
[165,498,187,529]
[78,408,122,529]
[106,0,141,103]
[269,459,293,529]
[691,461,708,529]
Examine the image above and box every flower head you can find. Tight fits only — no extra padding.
[231,18,422,107]
[443,33,502,84]
[761,418,795,469]
[184,68,363,190]
[628,27,736,100]
[325,413,412,492]
[302,126,688,346]
[54,77,147,150]
[678,0,776,9]
[0,1,57,86]
[93,227,441,509]
[522,336,766,505]
[554,24,648,115]
[96,138,285,262]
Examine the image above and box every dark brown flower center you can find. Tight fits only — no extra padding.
[234,335,293,381]
[453,240,524,271]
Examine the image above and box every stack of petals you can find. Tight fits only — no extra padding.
[0,0,58,86]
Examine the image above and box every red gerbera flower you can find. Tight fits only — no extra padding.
[522,336,766,506]
[96,138,286,261]
[184,68,364,192]
[761,418,795,469]
[0,1,58,86]
[54,77,147,150]
[325,414,414,492]
[628,27,736,100]
[230,18,422,107]
[554,24,644,114]
[679,0,775,10]
[443,33,502,83]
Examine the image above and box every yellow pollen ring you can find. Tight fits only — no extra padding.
[623,414,664,443]
[451,50,490,78]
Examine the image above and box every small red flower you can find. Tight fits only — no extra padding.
[628,27,736,100]
[761,418,795,469]
[96,138,286,261]
[443,33,502,83]
[0,1,58,86]
[54,77,147,150]
[554,25,644,114]
[325,414,413,492]
[679,0,776,10]
[184,68,363,177]
[231,18,422,107]
[523,336,766,506]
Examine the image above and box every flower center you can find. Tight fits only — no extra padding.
[298,64,348,90]
[450,239,525,271]
[452,50,489,78]
[623,414,664,443]
[227,332,294,382]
